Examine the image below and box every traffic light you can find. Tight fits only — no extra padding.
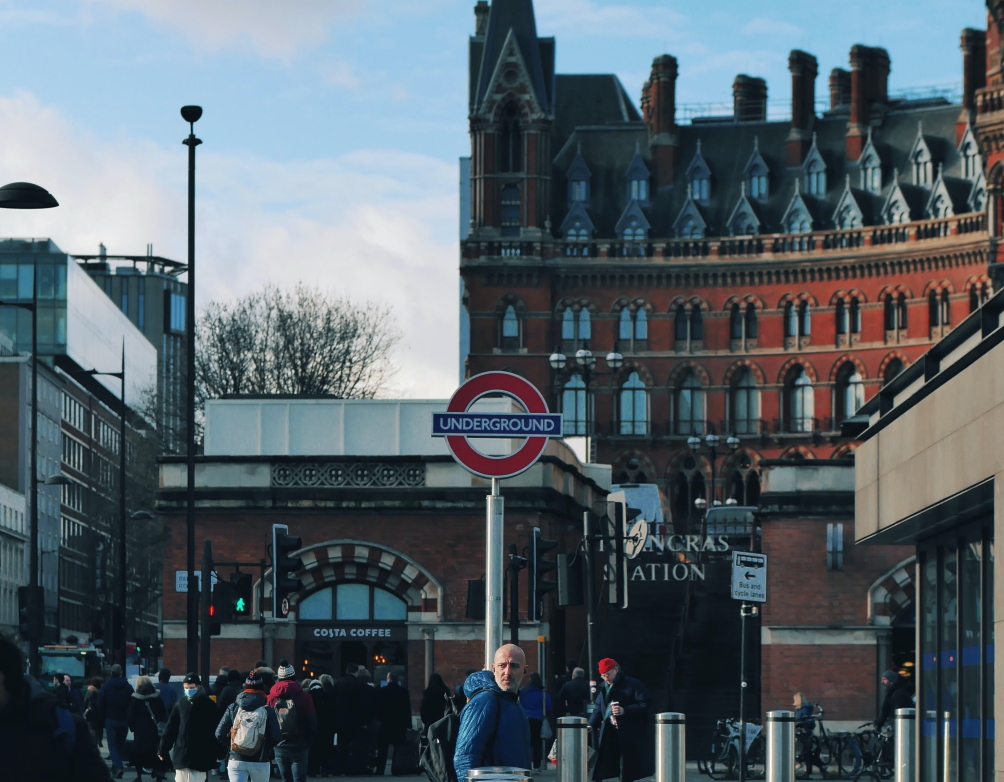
[465,578,485,620]
[528,527,557,621]
[18,585,43,639]
[213,579,237,624]
[272,524,304,617]
[556,552,583,606]
[231,572,253,618]
[604,492,643,609]
[208,601,221,637]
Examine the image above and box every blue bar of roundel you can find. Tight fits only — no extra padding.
[961,719,981,738]
[986,643,994,664]
[923,652,937,671]
[962,645,982,666]
[431,412,563,437]
[923,719,937,738]
[942,648,957,668]
[986,720,994,739]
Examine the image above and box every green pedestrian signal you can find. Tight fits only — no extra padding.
[230,572,253,618]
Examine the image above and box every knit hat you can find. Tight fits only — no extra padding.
[244,670,265,690]
[183,672,201,685]
[882,670,899,683]
[277,658,295,681]
[598,658,618,675]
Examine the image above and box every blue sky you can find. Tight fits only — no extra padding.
[0,0,986,396]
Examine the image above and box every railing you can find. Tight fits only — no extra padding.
[772,417,820,435]
[976,84,1004,116]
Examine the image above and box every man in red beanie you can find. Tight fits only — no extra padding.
[588,658,649,782]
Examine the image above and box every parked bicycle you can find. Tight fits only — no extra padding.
[698,717,766,780]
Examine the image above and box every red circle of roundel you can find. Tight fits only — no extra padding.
[445,371,550,479]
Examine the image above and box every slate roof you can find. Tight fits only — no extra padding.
[551,93,979,239]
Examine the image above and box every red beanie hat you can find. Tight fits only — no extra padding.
[598,658,618,674]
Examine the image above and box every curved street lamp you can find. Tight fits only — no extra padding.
[548,349,625,461]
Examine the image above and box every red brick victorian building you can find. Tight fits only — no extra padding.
[459,0,1003,736]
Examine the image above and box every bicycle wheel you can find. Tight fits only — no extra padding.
[745,734,767,780]
[817,733,833,770]
[838,737,864,779]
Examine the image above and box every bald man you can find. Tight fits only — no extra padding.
[453,645,532,779]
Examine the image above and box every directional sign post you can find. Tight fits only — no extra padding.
[433,371,562,668]
[731,549,767,782]
[731,551,767,602]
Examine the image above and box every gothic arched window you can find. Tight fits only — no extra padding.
[561,373,588,436]
[784,365,814,433]
[835,363,865,422]
[784,301,797,338]
[883,358,904,386]
[731,368,760,435]
[799,301,811,336]
[499,102,522,173]
[619,372,649,435]
[745,304,758,339]
[501,305,519,349]
[849,297,861,334]
[941,290,951,326]
[676,371,706,435]
[690,305,704,341]
[929,292,940,327]
[674,306,689,341]
[730,304,743,340]
[836,300,847,335]
[896,293,908,330]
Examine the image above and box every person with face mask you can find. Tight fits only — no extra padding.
[158,673,222,782]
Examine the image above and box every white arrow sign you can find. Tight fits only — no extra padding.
[731,551,767,603]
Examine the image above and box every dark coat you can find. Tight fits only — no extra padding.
[218,682,242,715]
[877,678,914,729]
[83,685,103,729]
[333,674,364,733]
[156,681,179,715]
[215,690,282,763]
[128,688,167,756]
[158,691,221,771]
[518,685,553,721]
[556,677,590,718]
[96,675,134,722]
[453,670,531,781]
[378,681,412,744]
[0,676,111,782]
[588,672,650,782]
[420,686,452,728]
[267,679,318,749]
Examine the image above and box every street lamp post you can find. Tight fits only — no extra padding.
[548,349,623,458]
[76,342,129,667]
[688,431,741,530]
[0,181,58,676]
[181,106,202,673]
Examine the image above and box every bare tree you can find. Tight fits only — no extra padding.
[196,284,400,404]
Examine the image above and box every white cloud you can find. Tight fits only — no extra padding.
[85,0,363,60]
[321,60,361,90]
[0,90,460,398]
[535,0,685,40]
[742,18,804,37]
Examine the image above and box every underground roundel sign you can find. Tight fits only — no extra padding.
[432,371,563,479]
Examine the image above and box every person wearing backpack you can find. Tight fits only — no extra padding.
[452,644,532,782]
[215,669,282,782]
[267,658,317,782]
[128,675,168,781]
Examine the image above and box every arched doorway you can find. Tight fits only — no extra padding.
[271,540,443,686]
[868,557,917,695]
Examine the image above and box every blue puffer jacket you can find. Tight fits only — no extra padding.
[454,670,531,781]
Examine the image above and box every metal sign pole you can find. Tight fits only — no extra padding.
[485,477,504,669]
[739,602,748,782]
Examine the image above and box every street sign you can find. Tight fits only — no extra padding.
[730,551,767,603]
[625,519,648,560]
[434,371,562,479]
[175,570,218,593]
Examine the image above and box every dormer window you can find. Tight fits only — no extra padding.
[630,178,648,202]
[679,218,703,240]
[692,176,710,201]
[623,220,646,242]
[570,181,588,202]
[802,135,826,196]
[863,163,881,193]
[744,137,770,201]
[566,142,592,208]
[909,123,934,188]
[685,140,712,202]
[959,127,982,180]
[624,143,651,205]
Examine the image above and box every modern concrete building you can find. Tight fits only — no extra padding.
[855,286,1004,782]
[0,483,27,635]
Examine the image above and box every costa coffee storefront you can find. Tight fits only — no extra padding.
[157,397,609,704]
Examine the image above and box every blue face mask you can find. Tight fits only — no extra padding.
[184,687,198,699]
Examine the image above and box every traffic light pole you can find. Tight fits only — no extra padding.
[507,544,525,645]
[583,512,597,708]
[200,540,212,690]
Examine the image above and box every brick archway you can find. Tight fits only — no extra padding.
[867,556,916,626]
[263,539,443,621]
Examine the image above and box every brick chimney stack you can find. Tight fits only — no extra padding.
[829,68,851,110]
[474,0,489,35]
[646,55,679,188]
[959,27,987,142]
[846,45,891,160]
[787,50,818,166]
[733,75,768,122]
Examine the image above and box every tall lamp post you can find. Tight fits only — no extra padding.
[181,106,202,673]
[688,431,741,529]
[75,342,133,668]
[547,349,623,458]
[0,181,58,676]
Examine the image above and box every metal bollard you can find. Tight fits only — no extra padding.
[467,768,534,782]
[557,717,588,782]
[765,710,795,782]
[942,712,951,782]
[894,708,915,782]
[655,713,686,782]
